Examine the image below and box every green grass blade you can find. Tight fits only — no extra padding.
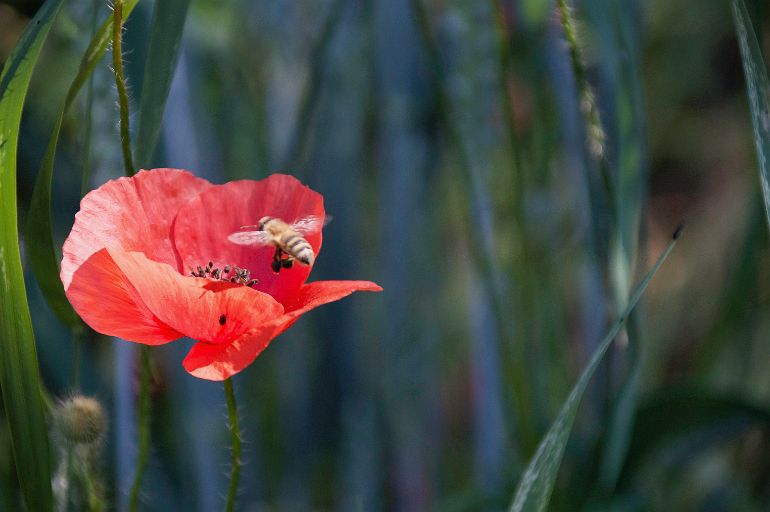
[25,0,139,328]
[0,1,66,509]
[732,0,770,234]
[134,0,191,169]
[508,228,680,512]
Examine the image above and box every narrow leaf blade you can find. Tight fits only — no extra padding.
[732,0,770,234]
[0,1,66,509]
[26,0,139,328]
[509,231,679,512]
[134,0,191,168]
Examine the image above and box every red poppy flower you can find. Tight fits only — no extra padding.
[61,169,381,380]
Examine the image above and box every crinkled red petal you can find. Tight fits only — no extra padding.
[182,322,289,380]
[173,174,324,307]
[67,248,283,346]
[61,169,212,289]
[66,248,183,344]
[283,280,383,318]
[182,279,381,380]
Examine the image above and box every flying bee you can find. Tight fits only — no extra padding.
[227,215,326,273]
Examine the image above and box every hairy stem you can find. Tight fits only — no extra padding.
[224,378,241,512]
[112,0,135,177]
[127,347,151,512]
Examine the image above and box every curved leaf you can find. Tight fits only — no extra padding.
[508,229,679,512]
[134,0,191,169]
[0,1,66,509]
[732,0,770,235]
[25,0,139,328]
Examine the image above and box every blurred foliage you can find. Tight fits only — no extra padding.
[2,0,770,510]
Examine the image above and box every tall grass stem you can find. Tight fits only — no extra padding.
[556,0,609,190]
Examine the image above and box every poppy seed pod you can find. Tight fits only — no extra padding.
[56,396,106,445]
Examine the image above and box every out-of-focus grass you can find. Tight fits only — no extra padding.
[2,0,770,510]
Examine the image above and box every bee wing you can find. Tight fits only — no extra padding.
[291,215,331,235]
[227,230,273,246]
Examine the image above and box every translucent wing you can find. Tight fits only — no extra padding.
[290,215,331,235]
[227,230,273,246]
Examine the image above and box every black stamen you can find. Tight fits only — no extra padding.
[219,314,227,326]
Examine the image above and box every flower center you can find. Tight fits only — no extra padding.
[190,261,259,287]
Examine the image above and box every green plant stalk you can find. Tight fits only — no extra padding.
[556,0,607,166]
[509,226,681,512]
[71,327,82,390]
[127,347,152,512]
[0,1,65,509]
[410,0,535,459]
[26,0,139,329]
[81,0,99,197]
[224,378,241,512]
[110,3,153,508]
[489,0,551,441]
[113,0,135,176]
[281,0,347,174]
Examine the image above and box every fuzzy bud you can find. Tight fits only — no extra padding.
[56,396,106,445]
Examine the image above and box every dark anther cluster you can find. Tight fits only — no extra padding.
[190,261,259,287]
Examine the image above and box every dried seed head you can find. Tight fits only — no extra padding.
[55,396,107,445]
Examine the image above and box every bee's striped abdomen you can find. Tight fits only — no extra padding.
[280,231,315,265]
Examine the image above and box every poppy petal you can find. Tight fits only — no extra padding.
[67,248,284,346]
[66,248,183,344]
[182,322,288,381]
[283,280,383,318]
[61,169,212,289]
[173,174,325,306]
[107,250,284,343]
[182,280,381,380]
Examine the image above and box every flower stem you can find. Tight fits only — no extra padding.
[112,0,135,177]
[224,378,241,512]
[127,347,151,512]
[71,325,82,390]
[111,4,151,507]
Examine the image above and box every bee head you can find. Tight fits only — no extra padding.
[257,216,272,231]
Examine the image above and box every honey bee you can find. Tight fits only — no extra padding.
[227,215,325,273]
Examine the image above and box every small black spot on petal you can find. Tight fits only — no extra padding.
[219,314,227,326]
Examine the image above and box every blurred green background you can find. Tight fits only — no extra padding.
[2,0,770,510]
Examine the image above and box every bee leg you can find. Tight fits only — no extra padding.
[281,257,294,269]
[271,246,283,273]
